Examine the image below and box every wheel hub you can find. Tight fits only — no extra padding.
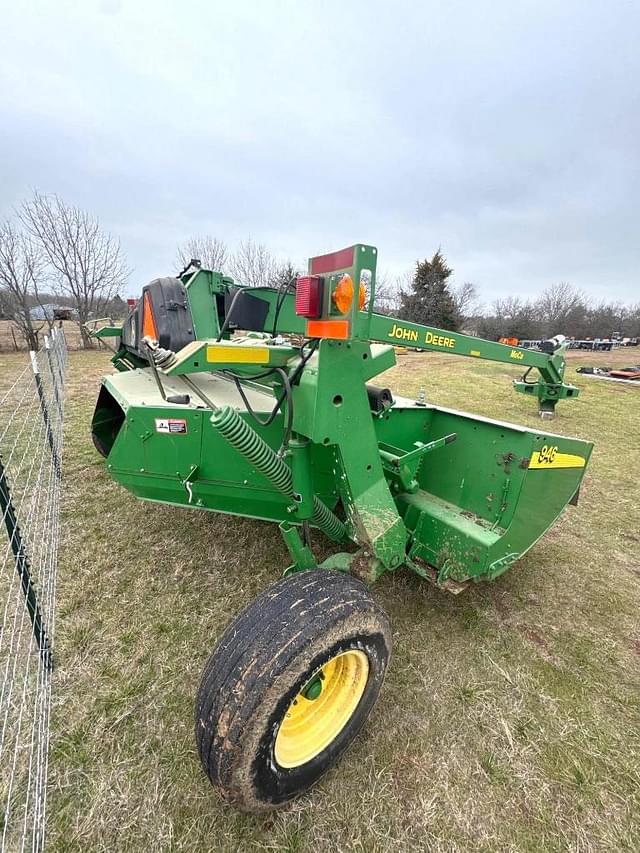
[274,649,369,769]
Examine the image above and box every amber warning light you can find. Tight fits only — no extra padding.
[295,275,323,319]
[333,274,366,315]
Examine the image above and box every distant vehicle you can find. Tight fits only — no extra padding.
[576,339,614,351]
[29,303,78,322]
[53,308,75,321]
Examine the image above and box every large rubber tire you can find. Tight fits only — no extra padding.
[195,569,392,813]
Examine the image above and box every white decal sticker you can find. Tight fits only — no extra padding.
[155,418,188,435]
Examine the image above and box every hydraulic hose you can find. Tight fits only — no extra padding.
[210,406,348,542]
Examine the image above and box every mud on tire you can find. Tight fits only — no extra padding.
[195,569,392,813]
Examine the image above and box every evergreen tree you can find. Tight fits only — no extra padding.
[399,250,460,330]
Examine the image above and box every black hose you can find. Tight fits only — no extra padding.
[216,288,245,342]
[223,339,319,453]
[230,367,291,428]
[272,276,296,337]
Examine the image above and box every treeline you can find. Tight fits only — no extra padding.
[380,252,640,341]
[3,200,637,349]
[472,286,640,341]
[176,236,299,290]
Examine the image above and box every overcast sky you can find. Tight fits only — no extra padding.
[2,1,639,304]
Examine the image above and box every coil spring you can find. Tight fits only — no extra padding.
[153,347,177,369]
[311,494,347,541]
[212,406,292,492]
[211,406,347,542]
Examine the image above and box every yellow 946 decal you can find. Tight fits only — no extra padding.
[528,445,586,469]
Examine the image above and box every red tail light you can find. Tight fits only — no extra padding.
[295,276,323,319]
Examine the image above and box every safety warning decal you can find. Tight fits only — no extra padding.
[155,418,188,435]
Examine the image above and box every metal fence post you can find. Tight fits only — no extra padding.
[49,327,65,402]
[30,350,61,480]
[43,335,63,422]
[0,456,53,671]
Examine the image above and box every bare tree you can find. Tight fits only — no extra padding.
[372,271,402,315]
[0,221,46,350]
[479,295,540,340]
[582,299,626,339]
[176,236,228,273]
[392,269,414,315]
[0,287,9,319]
[20,192,128,347]
[271,261,300,289]
[535,282,586,336]
[230,239,279,288]
[452,281,480,321]
[623,302,640,337]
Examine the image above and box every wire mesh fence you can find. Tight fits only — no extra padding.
[0,321,84,353]
[0,329,66,852]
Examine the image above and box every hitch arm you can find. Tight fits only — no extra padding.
[367,313,579,416]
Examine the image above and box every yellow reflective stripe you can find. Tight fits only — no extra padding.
[529,451,586,469]
[205,345,270,364]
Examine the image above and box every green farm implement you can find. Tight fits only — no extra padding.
[91,244,592,812]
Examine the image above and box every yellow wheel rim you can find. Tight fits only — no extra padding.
[274,650,369,769]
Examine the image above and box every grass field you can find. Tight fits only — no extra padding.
[0,319,88,352]
[3,345,639,852]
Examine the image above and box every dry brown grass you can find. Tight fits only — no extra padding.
[0,320,96,352]
[4,344,638,852]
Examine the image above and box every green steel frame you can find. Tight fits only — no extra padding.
[92,244,592,587]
